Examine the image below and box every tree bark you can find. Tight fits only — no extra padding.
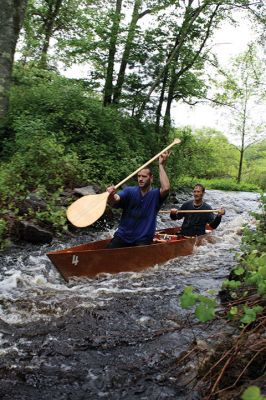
[162,63,176,139]
[162,4,219,136]
[137,1,207,119]
[0,0,28,120]
[155,67,168,136]
[103,0,123,106]
[39,0,63,68]
[112,0,142,104]
[237,85,248,183]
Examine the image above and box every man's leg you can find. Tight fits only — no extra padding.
[106,235,130,249]
[134,239,152,246]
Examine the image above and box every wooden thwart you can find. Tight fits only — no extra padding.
[160,209,222,214]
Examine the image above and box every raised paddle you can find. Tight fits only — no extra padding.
[159,209,222,214]
[67,138,181,227]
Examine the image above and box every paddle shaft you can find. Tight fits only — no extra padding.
[156,233,178,237]
[114,138,180,189]
[66,138,180,227]
[160,209,222,214]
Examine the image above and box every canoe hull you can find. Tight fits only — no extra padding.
[47,228,201,281]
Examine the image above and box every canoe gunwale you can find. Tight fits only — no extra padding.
[47,227,212,281]
[47,235,190,256]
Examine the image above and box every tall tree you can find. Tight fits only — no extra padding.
[134,0,266,136]
[162,3,220,138]
[137,0,211,118]
[104,0,177,105]
[38,0,63,68]
[0,0,28,120]
[103,0,123,105]
[213,43,266,183]
[21,0,95,68]
[112,0,142,104]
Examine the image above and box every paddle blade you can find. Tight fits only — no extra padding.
[66,192,109,227]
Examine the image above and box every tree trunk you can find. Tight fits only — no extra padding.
[237,83,248,183]
[137,1,207,118]
[237,147,244,183]
[0,0,28,121]
[112,0,142,105]
[162,95,173,140]
[39,0,63,68]
[237,112,246,183]
[162,4,219,137]
[155,66,168,136]
[162,61,178,138]
[103,0,123,106]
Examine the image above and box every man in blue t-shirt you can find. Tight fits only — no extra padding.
[170,183,225,236]
[106,152,170,248]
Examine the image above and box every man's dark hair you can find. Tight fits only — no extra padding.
[194,183,205,193]
[139,167,153,176]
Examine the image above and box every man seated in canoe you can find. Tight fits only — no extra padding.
[106,151,170,248]
[170,183,225,236]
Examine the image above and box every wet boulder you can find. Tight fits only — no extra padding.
[73,185,98,196]
[19,193,47,214]
[16,220,53,244]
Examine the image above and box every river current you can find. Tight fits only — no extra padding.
[0,190,261,399]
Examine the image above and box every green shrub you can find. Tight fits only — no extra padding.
[0,135,80,195]
[196,178,260,192]
[0,218,9,250]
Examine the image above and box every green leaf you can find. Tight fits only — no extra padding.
[240,306,263,324]
[233,266,245,276]
[180,286,197,309]
[207,289,217,295]
[198,295,216,307]
[241,385,265,400]
[258,264,266,279]
[195,302,216,322]
[228,306,239,318]
[222,279,241,289]
[257,282,266,295]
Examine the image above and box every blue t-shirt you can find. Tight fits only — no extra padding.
[114,186,165,244]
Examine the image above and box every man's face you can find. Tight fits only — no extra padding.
[193,186,204,202]
[137,169,152,189]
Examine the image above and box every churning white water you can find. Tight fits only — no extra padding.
[0,190,260,324]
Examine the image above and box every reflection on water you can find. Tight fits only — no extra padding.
[0,190,261,399]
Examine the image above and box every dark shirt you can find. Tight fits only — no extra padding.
[170,200,222,236]
[115,186,166,244]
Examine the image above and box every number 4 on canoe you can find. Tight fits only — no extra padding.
[66,139,181,228]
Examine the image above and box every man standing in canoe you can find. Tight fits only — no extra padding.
[106,151,170,248]
[170,183,225,236]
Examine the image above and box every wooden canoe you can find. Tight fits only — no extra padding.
[47,227,211,281]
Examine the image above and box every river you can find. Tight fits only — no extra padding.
[0,190,261,400]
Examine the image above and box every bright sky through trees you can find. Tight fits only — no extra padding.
[173,11,265,145]
[59,7,264,146]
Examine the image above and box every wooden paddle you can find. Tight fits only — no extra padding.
[159,209,222,214]
[67,138,181,227]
